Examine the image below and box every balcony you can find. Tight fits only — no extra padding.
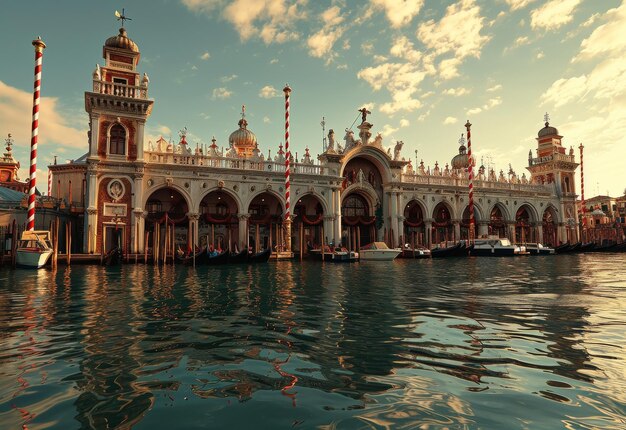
[92,80,148,99]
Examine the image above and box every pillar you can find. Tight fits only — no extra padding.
[389,191,399,247]
[508,221,516,242]
[84,163,98,253]
[136,120,146,162]
[89,114,100,158]
[453,220,461,242]
[333,188,342,245]
[323,215,334,245]
[425,219,433,248]
[478,221,489,238]
[238,213,249,250]
[536,222,543,244]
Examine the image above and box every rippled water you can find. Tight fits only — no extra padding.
[1,255,625,429]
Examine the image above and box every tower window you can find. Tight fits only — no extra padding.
[109,124,126,155]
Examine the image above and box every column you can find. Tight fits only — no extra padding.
[132,208,144,253]
[558,222,567,244]
[333,188,342,245]
[187,212,199,252]
[89,114,100,158]
[84,163,98,253]
[425,219,433,248]
[536,222,543,244]
[323,215,335,246]
[453,220,461,242]
[508,221,516,242]
[136,120,146,161]
[237,213,250,250]
[389,191,399,247]
[397,215,405,246]
[478,221,489,238]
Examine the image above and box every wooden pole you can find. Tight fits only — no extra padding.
[145,230,149,264]
[11,220,17,268]
[321,223,325,262]
[357,226,360,252]
[68,221,72,265]
[299,220,303,261]
[53,217,59,269]
[192,221,196,268]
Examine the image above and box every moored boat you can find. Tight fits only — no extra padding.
[102,246,122,266]
[522,243,555,255]
[359,242,401,261]
[249,248,271,263]
[229,249,248,263]
[430,241,468,258]
[469,238,525,256]
[400,245,431,259]
[15,230,54,269]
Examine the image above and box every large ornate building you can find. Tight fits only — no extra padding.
[50,27,580,257]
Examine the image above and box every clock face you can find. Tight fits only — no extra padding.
[0,170,10,182]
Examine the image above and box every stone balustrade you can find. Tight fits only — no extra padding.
[92,79,148,99]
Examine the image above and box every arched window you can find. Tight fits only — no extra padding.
[342,194,368,217]
[109,124,126,155]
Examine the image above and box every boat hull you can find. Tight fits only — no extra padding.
[16,248,53,269]
[469,247,517,256]
[359,249,401,261]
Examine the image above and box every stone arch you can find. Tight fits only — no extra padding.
[514,203,538,243]
[431,199,456,220]
[246,188,286,215]
[460,204,482,240]
[143,184,192,215]
[198,186,242,215]
[341,184,379,212]
[340,148,392,185]
[542,205,558,247]
[488,202,509,238]
[341,190,377,249]
[246,190,285,253]
[403,199,427,246]
[514,202,539,223]
[294,192,326,253]
[296,190,330,215]
[431,201,454,244]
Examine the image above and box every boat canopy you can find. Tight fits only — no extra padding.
[360,242,390,250]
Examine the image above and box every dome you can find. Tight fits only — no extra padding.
[105,28,139,53]
[228,118,257,151]
[451,143,469,170]
[538,121,558,138]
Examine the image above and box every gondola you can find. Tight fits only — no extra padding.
[206,250,229,265]
[176,246,208,265]
[587,242,618,253]
[555,242,582,254]
[102,247,122,266]
[228,249,248,264]
[575,242,596,253]
[249,248,271,263]
[430,241,468,258]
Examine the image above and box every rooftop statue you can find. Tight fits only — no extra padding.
[393,140,403,161]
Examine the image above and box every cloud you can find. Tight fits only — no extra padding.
[575,2,626,61]
[466,97,502,116]
[263,116,271,123]
[270,58,279,64]
[443,116,458,125]
[371,0,424,28]
[536,51,544,60]
[157,125,172,136]
[307,6,346,60]
[200,51,211,60]
[212,87,232,99]
[358,62,425,114]
[541,75,587,108]
[390,36,422,63]
[259,85,279,98]
[380,124,398,137]
[184,0,307,44]
[220,74,238,82]
[486,84,502,92]
[399,118,410,127]
[530,0,581,31]
[361,42,374,55]
[505,0,537,10]
[417,0,490,79]
[443,87,470,97]
[0,81,86,157]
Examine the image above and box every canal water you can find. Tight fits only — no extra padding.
[1,256,625,429]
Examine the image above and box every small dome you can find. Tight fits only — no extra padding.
[538,121,558,138]
[451,142,469,170]
[105,28,139,53]
[229,118,257,151]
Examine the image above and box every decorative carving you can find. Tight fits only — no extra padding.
[165,177,173,187]
[184,182,190,188]
[393,141,404,160]
[107,179,125,201]
[218,180,225,188]
[147,179,153,187]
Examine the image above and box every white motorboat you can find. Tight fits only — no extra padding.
[469,237,527,256]
[15,230,54,268]
[359,242,401,261]
[524,243,555,255]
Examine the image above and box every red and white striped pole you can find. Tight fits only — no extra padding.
[27,37,46,231]
[283,85,292,253]
[47,168,51,196]
[579,143,586,238]
[465,120,474,244]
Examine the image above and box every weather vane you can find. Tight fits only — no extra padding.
[241,105,246,119]
[115,9,132,27]
[321,116,326,151]
[544,112,550,124]
[458,133,465,146]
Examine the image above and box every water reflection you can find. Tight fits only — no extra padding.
[0,255,624,429]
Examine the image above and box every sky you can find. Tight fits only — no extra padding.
[1,0,625,197]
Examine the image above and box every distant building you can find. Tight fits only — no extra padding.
[0,134,28,193]
[48,26,582,256]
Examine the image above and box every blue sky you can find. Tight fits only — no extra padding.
[1,0,625,196]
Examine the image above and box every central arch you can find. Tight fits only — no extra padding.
[403,200,426,246]
[341,192,376,250]
[199,189,240,251]
[294,193,325,256]
[432,202,453,244]
[247,191,284,253]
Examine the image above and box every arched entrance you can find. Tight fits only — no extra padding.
[461,206,479,241]
[248,192,283,253]
[489,205,507,238]
[432,202,453,245]
[403,200,425,246]
[515,205,534,243]
[342,193,376,250]
[145,187,189,262]
[199,190,239,251]
[542,207,557,246]
[294,193,324,256]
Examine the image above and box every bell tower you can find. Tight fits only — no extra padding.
[83,22,154,253]
[527,113,580,242]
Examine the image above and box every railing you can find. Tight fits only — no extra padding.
[529,152,575,165]
[401,173,550,193]
[92,79,148,99]
[145,151,325,175]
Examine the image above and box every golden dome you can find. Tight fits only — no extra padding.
[451,142,469,170]
[105,28,139,53]
[229,118,258,151]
